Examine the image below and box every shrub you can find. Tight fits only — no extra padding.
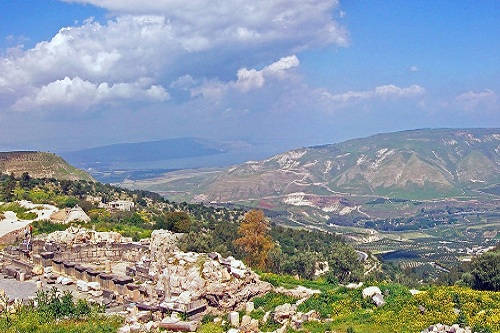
[17,211,37,220]
[0,286,118,333]
[31,220,68,235]
[197,322,224,333]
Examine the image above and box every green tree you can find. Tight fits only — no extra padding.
[471,250,500,291]
[327,243,363,283]
[155,211,192,233]
[234,210,274,270]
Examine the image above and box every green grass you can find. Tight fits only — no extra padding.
[259,272,334,292]
[0,287,122,333]
[252,291,299,312]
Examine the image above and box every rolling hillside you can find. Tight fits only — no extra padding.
[0,151,94,181]
[123,129,500,206]
[199,128,500,201]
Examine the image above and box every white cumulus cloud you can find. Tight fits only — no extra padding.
[192,55,300,98]
[61,0,348,48]
[12,76,169,112]
[455,89,497,111]
[1,1,346,114]
[324,84,425,103]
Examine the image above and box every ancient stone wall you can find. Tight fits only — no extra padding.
[32,240,147,263]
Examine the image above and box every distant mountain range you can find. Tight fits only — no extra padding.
[121,128,500,204]
[0,151,94,181]
[60,138,280,182]
[61,138,225,165]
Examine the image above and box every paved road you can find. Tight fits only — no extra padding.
[0,275,38,300]
[0,201,59,238]
[356,250,368,261]
[0,212,32,238]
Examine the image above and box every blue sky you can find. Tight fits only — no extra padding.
[0,0,498,155]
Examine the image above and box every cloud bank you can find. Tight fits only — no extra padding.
[0,1,347,113]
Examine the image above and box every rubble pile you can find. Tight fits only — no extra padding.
[137,230,273,310]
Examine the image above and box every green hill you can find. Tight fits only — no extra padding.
[151,128,499,202]
[0,151,94,181]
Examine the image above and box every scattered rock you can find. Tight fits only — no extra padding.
[32,265,43,275]
[362,286,382,298]
[76,280,89,292]
[229,311,239,327]
[421,323,472,333]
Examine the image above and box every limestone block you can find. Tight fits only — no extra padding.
[246,301,254,313]
[230,259,246,270]
[127,304,138,316]
[61,277,73,285]
[129,323,142,332]
[221,269,231,282]
[136,311,152,323]
[32,265,43,276]
[240,314,251,327]
[117,325,131,333]
[88,282,101,291]
[229,311,239,327]
[248,319,259,332]
[274,303,296,324]
[158,320,198,332]
[77,280,89,292]
[131,290,141,302]
[104,260,112,273]
[89,290,103,297]
[230,267,246,279]
[144,321,157,331]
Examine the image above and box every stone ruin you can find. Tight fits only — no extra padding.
[0,226,273,332]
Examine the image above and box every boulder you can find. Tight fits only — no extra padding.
[372,293,385,307]
[362,286,382,298]
[76,280,89,292]
[246,301,254,313]
[87,282,101,291]
[61,277,73,285]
